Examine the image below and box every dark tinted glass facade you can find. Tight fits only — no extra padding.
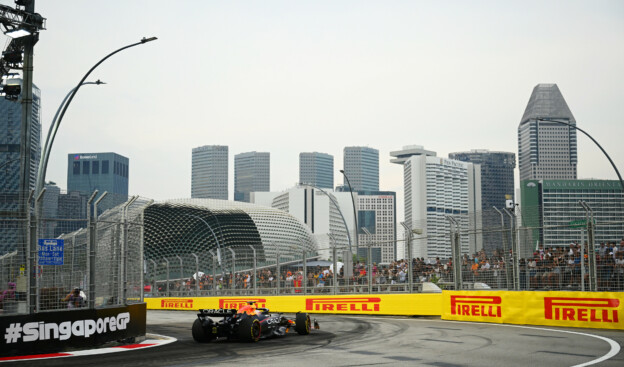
[67,152,129,211]
[449,150,516,255]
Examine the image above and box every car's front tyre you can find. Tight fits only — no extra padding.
[295,313,311,335]
[239,317,261,342]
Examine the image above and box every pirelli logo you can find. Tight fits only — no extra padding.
[450,295,502,318]
[219,298,267,309]
[544,297,620,323]
[306,297,381,312]
[161,298,193,309]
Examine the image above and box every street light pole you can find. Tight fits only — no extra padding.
[184,214,226,278]
[35,80,105,195]
[298,182,353,267]
[35,37,156,196]
[535,118,623,190]
[339,170,359,263]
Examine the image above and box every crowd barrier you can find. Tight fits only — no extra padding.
[146,291,623,330]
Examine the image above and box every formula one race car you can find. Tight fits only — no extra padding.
[192,301,318,342]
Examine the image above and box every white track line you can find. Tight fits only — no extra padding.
[0,334,177,363]
[346,316,620,366]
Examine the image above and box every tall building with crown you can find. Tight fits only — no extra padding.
[518,84,577,181]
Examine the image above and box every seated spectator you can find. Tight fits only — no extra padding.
[0,282,16,309]
[64,288,85,309]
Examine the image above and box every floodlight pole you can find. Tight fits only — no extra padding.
[18,0,36,276]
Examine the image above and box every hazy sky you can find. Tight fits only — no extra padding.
[4,1,623,221]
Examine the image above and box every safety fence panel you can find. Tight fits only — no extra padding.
[0,190,149,316]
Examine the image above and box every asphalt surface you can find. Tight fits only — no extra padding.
[8,310,624,367]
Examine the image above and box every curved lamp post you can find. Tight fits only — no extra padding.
[339,170,359,261]
[183,213,226,278]
[298,182,352,252]
[35,36,157,195]
[535,117,623,190]
[35,80,105,194]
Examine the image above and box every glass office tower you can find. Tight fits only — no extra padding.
[343,146,379,191]
[299,152,334,189]
[192,145,228,200]
[234,151,270,203]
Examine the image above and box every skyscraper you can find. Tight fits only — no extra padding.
[343,146,379,191]
[518,84,577,181]
[234,151,270,202]
[0,81,41,255]
[0,81,41,198]
[299,152,334,189]
[356,190,397,263]
[449,149,516,255]
[192,145,229,200]
[67,152,129,211]
[403,154,482,259]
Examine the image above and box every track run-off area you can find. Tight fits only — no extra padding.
[3,310,623,367]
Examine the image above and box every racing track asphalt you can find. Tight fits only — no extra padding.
[6,310,624,367]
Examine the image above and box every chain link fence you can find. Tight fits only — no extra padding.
[2,191,623,316]
[0,189,150,315]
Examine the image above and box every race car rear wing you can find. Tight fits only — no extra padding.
[198,308,238,317]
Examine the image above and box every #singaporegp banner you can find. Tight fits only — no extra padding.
[145,291,623,330]
[442,291,623,330]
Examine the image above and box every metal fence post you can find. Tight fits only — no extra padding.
[149,259,157,296]
[248,245,257,295]
[331,237,338,295]
[446,216,462,290]
[228,248,236,292]
[176,255,183,285]
[164,258,170,297]
[579,201,597,291]
[33,189,45,313]
[303,250,307,295]
[92,192,107,306]
[86,190,98,309]
[26,190,35,314]
[504,208,520,291]
[208,249,216,294]
[493,206,511,289]
[400,222,416,294]
[121,196,138,304]
[191,253,199,296]
[276,250,280,295]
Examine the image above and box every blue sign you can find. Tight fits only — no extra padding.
[38,239,64,266]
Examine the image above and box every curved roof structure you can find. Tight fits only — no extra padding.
[144,199,317,274]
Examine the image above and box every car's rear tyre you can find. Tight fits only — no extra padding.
[192,318,213,343]
[239,317,261,342]
[295,313,311,335]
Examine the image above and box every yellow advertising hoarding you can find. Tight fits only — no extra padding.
[442,291,623,330]
[145,291,622,330]
[145,293,442,316]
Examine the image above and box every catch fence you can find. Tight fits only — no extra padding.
[1,191,623,316]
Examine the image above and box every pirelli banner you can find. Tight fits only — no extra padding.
[442,291,623,330]
[145,294,442,316]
